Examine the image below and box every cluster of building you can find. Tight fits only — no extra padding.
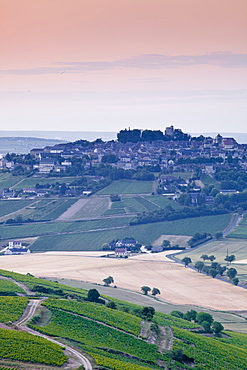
[0,128,246,175]
[3,241,30,255]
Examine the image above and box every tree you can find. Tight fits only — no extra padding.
[87,289,100,302]
[140,306,155,321]
[201,320,211,333]
[209,268,218,278]
[215,232,223,240]
[162,240,171,248]
[200,254,209,261]
[224,254,236,264]
[151,287,161,296]
[181,257,192,267]
[216,264,227,276]
[227,268,237,280]
[141,286,151,295]
[170,310,184,319]
[184,309,197,322]
[208,255,216,262]
[212,321,224,335]
[194,261,204,272]
[232,277,239,286]
[196,312,214,325]
[103,276,114,286]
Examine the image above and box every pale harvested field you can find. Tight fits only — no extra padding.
[1,251,246,311]
[152,235,191,248]
[57,198,90,220]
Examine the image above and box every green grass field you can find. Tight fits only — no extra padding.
[0,217,133,240]
[171,172,192,180]
[30,213,232,251]
[104,208,126,215]
[0,174,25,190]
[96,180,153,195]
[144,195,181,209]
[12,176,79,189]
[200,173,220,187]
[228,214,247,239]
[0,200,33,218]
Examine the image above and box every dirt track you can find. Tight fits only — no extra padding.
[1,251,246,311]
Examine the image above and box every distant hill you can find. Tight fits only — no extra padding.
[0,137,67,155]
[0,131,116,155]
[0,130,116,142]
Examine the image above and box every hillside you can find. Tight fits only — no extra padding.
[0,269,247,370]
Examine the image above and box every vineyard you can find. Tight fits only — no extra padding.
[43,298,142,335]
[0,328,67,366]
[0,296,28,322]
[0,279,25,295]
[30,308,165,364]
[0,269,88,299]
[0,269,247,369]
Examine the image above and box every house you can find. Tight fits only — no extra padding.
[39,158,58,173]
[114,247,128,257]
[4,241,30,255]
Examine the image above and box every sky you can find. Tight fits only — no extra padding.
[0,0,247,135]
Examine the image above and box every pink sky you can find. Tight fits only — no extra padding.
[0,0,246,134]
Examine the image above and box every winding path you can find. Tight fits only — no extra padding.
[14,295,92,370]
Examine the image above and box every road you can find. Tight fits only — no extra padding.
[15,298,92,370]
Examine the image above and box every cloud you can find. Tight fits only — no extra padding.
[1,52,246,75]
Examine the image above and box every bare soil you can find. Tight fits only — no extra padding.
[0,251,246,311]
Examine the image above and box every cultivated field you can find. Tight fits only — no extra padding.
[200,173,220,187]
[0,200,33,219]
[0,251,246,311]
[12,176,79,189]
[174,238,247,282]
[70,197,110,219]
[0,173,25,190]
[228,213,247,239]
[29,213,232,251]
[96,180,153,195]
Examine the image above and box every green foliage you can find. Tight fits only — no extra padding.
[141,286,151,295]
[103,276,114,286]
[0,328,67,365]
[194,261,204,272]
[212,321,224,334]
[201,320,212,333]
[140,306,155,321]
[0,296,28,322]
[151,287,160,296]
[181,257,191,267]
[196,312,214,325]
[232,277,239,285]
[170,310,184,319]
[227,267,237,280]
[87,288,100,302]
